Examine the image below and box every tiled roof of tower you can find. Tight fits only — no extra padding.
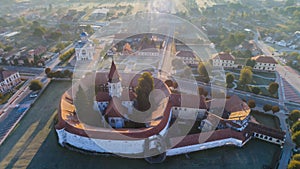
[108,61,120,83]
[251,55,277,64]
[212,52,235,61]
[80,31,88,37]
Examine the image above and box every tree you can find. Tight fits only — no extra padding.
[135,72,154,111]
[54,71,63,78]
[45,68,51,75]
[83,25,95,35]
[29,80,43,91]
[291,121,300,134]
[30,21,41,30]
[251,86,260,94]
[198,87,208,96]
[288,160,300,169]
[292,131,300,147]
[268,82,279,95]
[49,31,62,41]
[272,106,280,114]
[245,58,256,67]
[285,0,296,6]
[247,100,256,108]
[239,66,253,86]
[263,104,272,112]
[173,82,178,89]
[63,69,71,78]
[198,62,211,83]
[289,110,300,123]
[33,27,46,37]
[164,80,173,87]
[293,154,300,161]
[226,73,234,86]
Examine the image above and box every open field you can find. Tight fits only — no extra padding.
[0,81,281,169]
[251,111,281,129]
[0,81,72,169]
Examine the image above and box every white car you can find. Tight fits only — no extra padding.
[30,93,38,98]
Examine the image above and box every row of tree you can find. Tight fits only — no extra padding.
[59,48,75,61]
[288,109,300,169]
[246,100,280,113]
[45,68,73,79]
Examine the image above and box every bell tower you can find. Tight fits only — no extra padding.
[107,60,122,98]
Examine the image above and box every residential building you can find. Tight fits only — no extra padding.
[175,50,199,66]
[251,55,277,71]
[0,69,21,93]
[212,52,237,68]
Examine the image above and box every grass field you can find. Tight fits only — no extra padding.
[0,81,281,169]
[251,111,280,129]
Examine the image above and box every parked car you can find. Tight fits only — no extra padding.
[30,93,38,98]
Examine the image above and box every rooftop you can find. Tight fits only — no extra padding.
[212,52,235,61]
[251,55,277,64]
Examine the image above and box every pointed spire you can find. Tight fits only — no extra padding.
[108,60,120,83]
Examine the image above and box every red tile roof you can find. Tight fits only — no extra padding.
[2,70,17,79]
[0,69,18,81]
[169,93,207,109]
[105,97,128,117]
[225,95,249,113]
[251,55,277,64]
[176,51,196,58]
[108,61,120,83]
[212,52,235,61]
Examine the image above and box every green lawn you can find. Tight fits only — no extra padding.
[250,111,280,129]
[0,81,72,169]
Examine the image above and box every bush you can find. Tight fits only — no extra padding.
[292,154,300,161]
[59,48,75,61]
[226,73,234,85]
[288,160,300,169]
[247,100,256,108]
[292,121,300,134]
[45,67,51,74]
[292,131,300,147]
[272,106,280,114]
[263,104,272,112]
[29,80,43,91]
[268,82,279,95]
[164,80,173,87]
[290,110,300,123]
[251,86,260,94]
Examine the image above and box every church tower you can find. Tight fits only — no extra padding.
[107,60,122,98]
[75,31,95,61]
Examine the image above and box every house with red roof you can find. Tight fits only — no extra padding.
[251,55,277,71]
[211,52,237,69]
[175,50,200,66]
